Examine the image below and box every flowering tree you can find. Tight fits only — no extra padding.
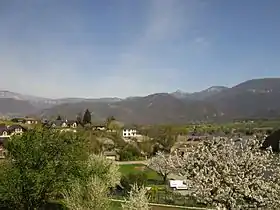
[148,152,173,183]
[122,184,150,210]
[62,155,121,210]
[154,137,280,209]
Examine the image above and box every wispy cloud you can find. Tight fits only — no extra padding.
[0,0,204,98]
[94,0,199,98]
[194,37,206,44]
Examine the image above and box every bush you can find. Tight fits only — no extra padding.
[120,172,148,195]
[0,128,120,210]
[119,145,142,161]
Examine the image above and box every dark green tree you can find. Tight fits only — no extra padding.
[83,109,91,125]
[119,144,142,161]
[0,128,89,209]
[120,172,148,195]
[56,115,62,120]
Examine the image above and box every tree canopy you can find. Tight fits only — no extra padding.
[0,128,125,210]
[159,137,280,209]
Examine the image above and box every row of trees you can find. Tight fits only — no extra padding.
[139,124,274,138]
[0,128,150,210]
[56,109,92,125]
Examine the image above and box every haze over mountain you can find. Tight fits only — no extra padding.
[171,86,228,100]
[1,78,280,124]
[0,90,122,109]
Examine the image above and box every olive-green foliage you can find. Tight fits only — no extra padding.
[120,172,148,195]
[119,144,142,161]
[0,128,89,209]
[139,126,177,153]
[62,155,121,210]
[137,140,154,158]
[82,129,103,154]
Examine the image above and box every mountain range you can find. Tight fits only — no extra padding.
[1,78,280,124]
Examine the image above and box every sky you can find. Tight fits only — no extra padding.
[1,0,280,99]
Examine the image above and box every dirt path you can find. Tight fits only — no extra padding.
[110,199,211,210]
[116,160,148,165]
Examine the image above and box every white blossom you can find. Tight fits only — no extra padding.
[154,137,280,209]
[122,184,150,210]
[148,152,173,182]
[62,154,121,210]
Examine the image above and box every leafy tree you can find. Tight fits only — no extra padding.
[81,130,103,154]
[137,140,154,158]
[0,128,89,209]
[62,155,120,210]
[56,115,62,120]
[119,144,142,161]
[83,109,91,125]
[11,118,19,123]
[0,128,119,210]
[162,137,280,209]
[154,126,177,153]
[111,133,126,149]
[105,116,116,128]
[120,172,148,195]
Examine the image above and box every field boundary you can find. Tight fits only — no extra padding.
[116,160,148,165]
[109,198,213,210]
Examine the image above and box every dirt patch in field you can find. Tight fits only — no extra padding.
[134,166,146,171]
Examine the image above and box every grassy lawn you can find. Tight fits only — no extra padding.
[119,164,163,184]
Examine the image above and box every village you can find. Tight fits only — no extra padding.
[1,113,279,207]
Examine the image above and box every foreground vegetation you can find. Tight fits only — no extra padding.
[1,115,280,209]
[152,138,280,209]
[0,128,195,210]
[0,128,146,210]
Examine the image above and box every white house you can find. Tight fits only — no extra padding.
[25,118,38,124]
[0,130,9,138]
[122,128,137,138]
[61,122,68,128]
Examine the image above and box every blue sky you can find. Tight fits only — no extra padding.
[1,0,280,98]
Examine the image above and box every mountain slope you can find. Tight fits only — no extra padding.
[0,98,37,116]
[1,78,280,123]
[0,90,122,109]
[40,93,186,124]
[207,78,280,119]
[171,86,228,100]
[40,93,219,124]
[188,86,228,100]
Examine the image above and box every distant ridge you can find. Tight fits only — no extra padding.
[1,78,280,124]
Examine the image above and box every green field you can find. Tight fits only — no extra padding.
[119,164,163,183]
